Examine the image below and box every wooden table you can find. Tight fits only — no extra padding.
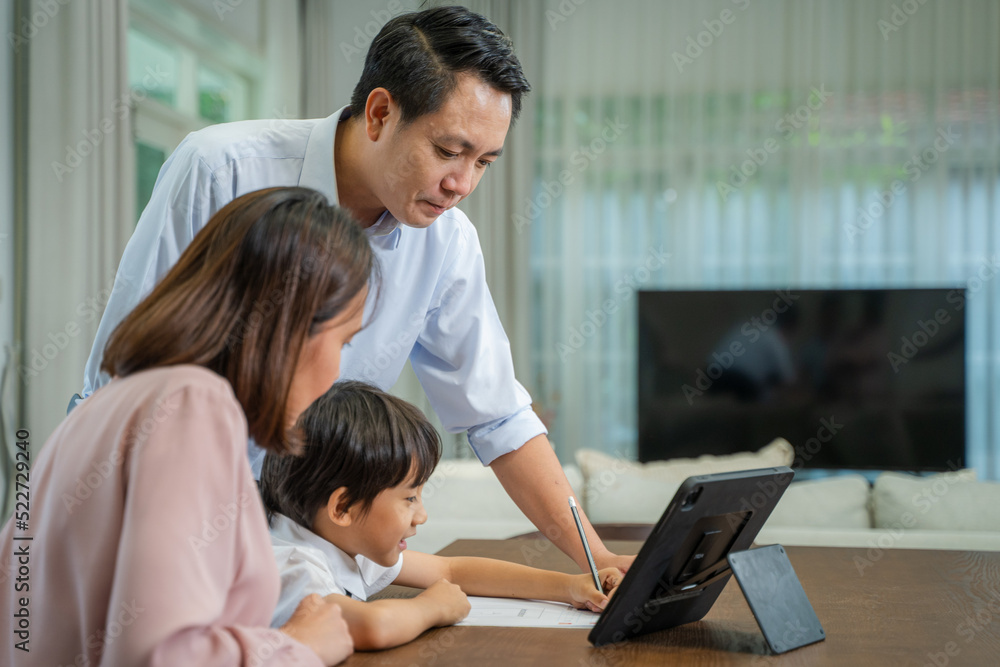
[347,538,1000,666]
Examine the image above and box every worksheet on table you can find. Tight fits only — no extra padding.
[456,597,601,628]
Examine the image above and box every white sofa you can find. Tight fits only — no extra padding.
[408,439,1000,555]
[408,459,585,555]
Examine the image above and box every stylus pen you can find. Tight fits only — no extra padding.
[568,496,603,592]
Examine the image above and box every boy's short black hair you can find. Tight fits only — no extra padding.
[349,5,531,125]
[260,381,441,528]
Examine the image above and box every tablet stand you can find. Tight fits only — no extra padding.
[660,544,825,654]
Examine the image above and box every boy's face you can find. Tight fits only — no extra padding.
[351,477,428,567]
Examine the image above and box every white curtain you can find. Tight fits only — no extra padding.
[1,1,19,520]
[300,0,423,117]
[300,0,337,118]
[511,0,999,479]
[21,0,135,447]
[261,0,303,120]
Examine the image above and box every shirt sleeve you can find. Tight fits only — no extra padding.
[99,380,322,667]
[81,138,227,399]
[271,546,346,629]
[408,221,547,465]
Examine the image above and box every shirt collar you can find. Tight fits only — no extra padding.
[366,209,401,241]
[300,105,402,250]
[270,513,370,600]
[298,106,349,205]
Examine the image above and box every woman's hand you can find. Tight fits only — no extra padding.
[280,593,354,665]
[418,578,471,626]
[568,567,624,613]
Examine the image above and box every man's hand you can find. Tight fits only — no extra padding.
[593,551,636,575]
[492,435,640,574]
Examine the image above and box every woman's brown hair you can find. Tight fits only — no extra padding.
[101,186,377,455]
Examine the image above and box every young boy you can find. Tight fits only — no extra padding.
[260,381,621,651]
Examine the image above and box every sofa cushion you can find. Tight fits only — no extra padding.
[872,470,1000,532]
[410,459,583,554]
[420,459,583,522]
[575,438,794,524]
[766,474,872,530]
[406,519,537,555]
[756,526,1000,552]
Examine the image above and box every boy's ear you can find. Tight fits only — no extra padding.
[325,488,354,527]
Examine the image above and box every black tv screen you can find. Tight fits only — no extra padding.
[638,289,966,471]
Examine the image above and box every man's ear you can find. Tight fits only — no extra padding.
[364,87,396,142]
[325,487,354,527]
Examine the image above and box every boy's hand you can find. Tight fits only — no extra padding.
[280,593,354,665]
[419,578,471,626]
[568,567,624,613]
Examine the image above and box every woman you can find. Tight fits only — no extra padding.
[0,187,375,666]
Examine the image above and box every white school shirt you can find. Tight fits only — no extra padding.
[268,513,403,628]
[78,106,545,465]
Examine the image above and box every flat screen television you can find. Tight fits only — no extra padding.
[638,289,966,471]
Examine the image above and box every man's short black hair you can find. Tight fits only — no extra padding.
[260,381,441,528]
[349,5,531,125]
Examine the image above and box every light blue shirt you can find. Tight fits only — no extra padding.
[79,107,545,465]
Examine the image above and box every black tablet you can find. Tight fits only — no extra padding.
[588,466,794,646]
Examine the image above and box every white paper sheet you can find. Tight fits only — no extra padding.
[456,597,601,628]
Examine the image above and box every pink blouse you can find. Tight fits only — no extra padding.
[0,365,322,666]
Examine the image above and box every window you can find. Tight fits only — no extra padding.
[128,0,262,217]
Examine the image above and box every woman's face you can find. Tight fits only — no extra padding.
[286,286,368,424]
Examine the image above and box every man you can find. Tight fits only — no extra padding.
[77,6,633,574]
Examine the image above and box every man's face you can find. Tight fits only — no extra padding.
[374,73,512,227]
